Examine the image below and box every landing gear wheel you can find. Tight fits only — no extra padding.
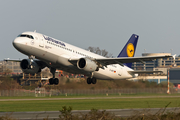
[91,77,97,84]
[87,78,91,84]
[87,77,97,84]
[54,78,59,85]
[49,78,54,85]
[49,78,59,85]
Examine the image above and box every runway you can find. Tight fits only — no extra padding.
[1,95,180,101]
[0,108,180,120]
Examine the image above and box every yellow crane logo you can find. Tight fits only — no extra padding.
[126,43,134,57]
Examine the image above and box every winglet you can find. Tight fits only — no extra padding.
[117,34,139,68]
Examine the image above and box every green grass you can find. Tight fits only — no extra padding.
[0,93,180,99]
[0,97,180,112]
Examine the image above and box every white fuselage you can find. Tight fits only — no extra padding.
[13,32,134,80]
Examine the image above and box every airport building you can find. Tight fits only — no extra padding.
[168,68,180,86]
[132,53,180,72]
[0,61,22,74]
[131,53,180,85]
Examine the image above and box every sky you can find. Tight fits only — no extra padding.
[0,0,180,60]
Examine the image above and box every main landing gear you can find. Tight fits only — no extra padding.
[49,68,59,85]
[87,77,97,84]
[49,78,59,85]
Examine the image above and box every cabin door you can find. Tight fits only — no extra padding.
[39,35,44,48]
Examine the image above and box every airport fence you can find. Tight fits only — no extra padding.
[0,88,179,97]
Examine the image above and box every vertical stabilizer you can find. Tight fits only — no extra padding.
[117,34,139,68]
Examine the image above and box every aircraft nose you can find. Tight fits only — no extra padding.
[13,37,23,50]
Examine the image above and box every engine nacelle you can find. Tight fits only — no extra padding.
[20,59,41,74]
[77,58,98,72]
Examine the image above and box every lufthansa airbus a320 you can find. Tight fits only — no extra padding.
[11,31,173,85]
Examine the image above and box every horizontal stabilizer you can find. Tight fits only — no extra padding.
[128,70,163,74]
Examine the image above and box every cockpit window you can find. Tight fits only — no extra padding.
[17,34,34,39]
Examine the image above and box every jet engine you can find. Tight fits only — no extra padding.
[20,59,41,74]
[77,58,98,72]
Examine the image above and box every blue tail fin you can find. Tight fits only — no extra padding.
[117,34,139,68]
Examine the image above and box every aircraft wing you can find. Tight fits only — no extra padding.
[4,59,47,68]
[94,55,173,66]
[4,59,22,62]
[69,55,173,67]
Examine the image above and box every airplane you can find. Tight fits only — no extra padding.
[11,31,173,85]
